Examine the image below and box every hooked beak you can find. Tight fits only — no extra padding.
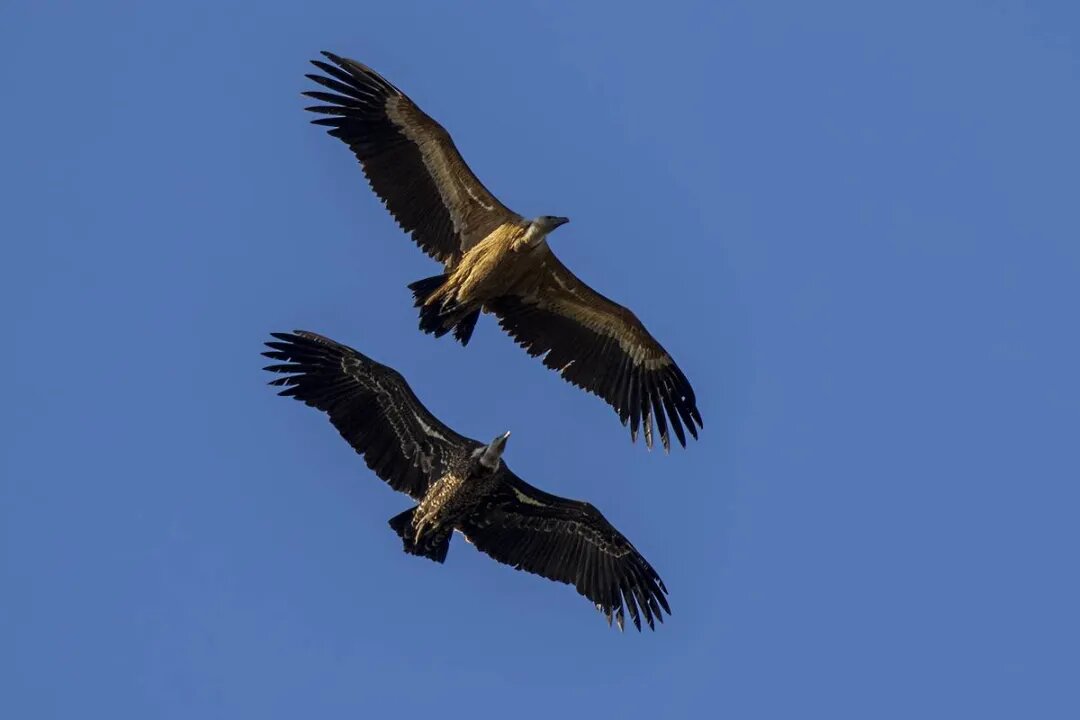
[552,216,570,229]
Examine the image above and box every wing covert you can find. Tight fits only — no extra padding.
[263,331,477,499]
[461,471,670,631]
[304,52,520,265]
[488,251,702,451]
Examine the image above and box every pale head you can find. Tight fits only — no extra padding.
[531,215,570,234]
[475,431,511,471]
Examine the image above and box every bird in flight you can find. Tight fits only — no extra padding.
[263,330,671,631]
[304,52,702,451]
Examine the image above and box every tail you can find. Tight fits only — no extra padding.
[388,507,452,564]
[407,274,481,347]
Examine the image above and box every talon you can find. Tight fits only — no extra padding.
[413,517,428,545]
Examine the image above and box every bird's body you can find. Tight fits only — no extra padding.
[423,221,539,307]
[305,52,703,450]
[412,471,473,539]
[409,219,564,341]
[263,331,670,630]
[405,440,505,552]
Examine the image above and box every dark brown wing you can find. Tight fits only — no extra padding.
[460,471,670,631]
[488,251,702,451]
[262,331,479,500]
[304,52,521,265]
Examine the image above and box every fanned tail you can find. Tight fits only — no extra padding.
[407,274,481,346]
[388,507,451,563]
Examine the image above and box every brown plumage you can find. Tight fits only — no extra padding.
[305,51,702,450]
[263,331,670,630]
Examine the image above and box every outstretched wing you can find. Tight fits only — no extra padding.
[305,52,521,265]
[488,251,702,451]
[263,331,478,500]
[460,471,670,631]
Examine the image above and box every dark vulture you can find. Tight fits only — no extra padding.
[304,52,702,451]
[263,330,670,631]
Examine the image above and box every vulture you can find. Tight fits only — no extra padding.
[304,52,702,451]
[263,330,670,631]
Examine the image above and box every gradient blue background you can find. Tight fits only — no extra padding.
[3,1,1078,717]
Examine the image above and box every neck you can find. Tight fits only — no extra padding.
[478,447,502,470]
[519,222,549,248]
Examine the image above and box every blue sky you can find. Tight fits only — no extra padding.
[2,1,1078,717]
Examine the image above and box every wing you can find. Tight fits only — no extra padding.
[304,52,521,266]
[488,251,702,451]
[460,471,670,631]
[262,331,478,500]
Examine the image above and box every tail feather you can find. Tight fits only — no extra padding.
[407,274,480,346]
[407,274,446,307]
[452,308,480,345]
[388,507,451,564]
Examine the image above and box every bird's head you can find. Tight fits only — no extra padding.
[475,431,511,472]
[533,215,570,234]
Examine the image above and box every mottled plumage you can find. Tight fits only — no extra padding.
[304,52,702,451]
[263,331,670,630]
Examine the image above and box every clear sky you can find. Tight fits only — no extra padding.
[2,1,1078,717]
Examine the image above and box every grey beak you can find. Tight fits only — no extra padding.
[493,431,511,453]
[553,216,570,228]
